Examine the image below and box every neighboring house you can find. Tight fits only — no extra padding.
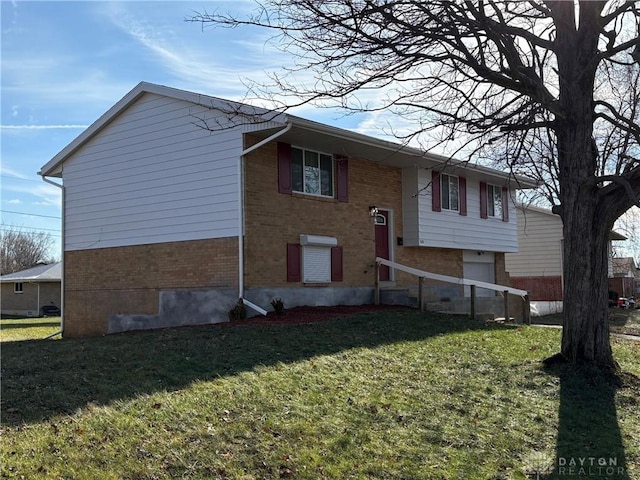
[504,205,626,315]
[609,257,639,300]
[39,82,536,337]
[0,263,62,317]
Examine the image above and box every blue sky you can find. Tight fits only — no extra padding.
[1,1,638,261]
[1,0,384,258]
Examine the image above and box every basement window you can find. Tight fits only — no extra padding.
[300,234,338,283]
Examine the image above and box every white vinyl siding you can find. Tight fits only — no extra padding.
[62,93,242,251]
[504,207,563,277]
[401,169,420,245]
[402,168,518,252]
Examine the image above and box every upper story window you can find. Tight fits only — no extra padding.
[487,184,503,218]
[14,282,23,294]
[441,174,459,211]
[480,182,508,221]
[278,142,348,202]
[431,170,467,216]
[292,147,333,197]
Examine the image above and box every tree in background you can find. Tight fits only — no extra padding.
[613,207,640,262]
[0,225,54,275]
[193,1,640,370]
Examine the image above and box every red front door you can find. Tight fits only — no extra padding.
[375,210,390,281]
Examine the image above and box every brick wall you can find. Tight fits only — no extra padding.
[1,282,38,314]
[243,137,490,291]
[608,277,636,299]
[494,253,508,286]
[0,282,61,315]
[244,140,396,287]
[64,237,238,337]
[510,275,562,301]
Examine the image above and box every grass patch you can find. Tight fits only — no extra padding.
[1,311,638,479]
[0,316,61,342]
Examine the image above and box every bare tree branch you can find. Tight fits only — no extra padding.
[189,0,640,366]
[0,225,54,275]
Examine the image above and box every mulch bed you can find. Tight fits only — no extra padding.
[229,304,413,326]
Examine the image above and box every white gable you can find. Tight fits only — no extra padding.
[61,92,243,250]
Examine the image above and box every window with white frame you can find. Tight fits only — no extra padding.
[441,174,459,211]
[292,147,334,197]
[14,282,23,294]
[487,184,503,218]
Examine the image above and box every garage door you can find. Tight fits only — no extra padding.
[463,259,495,297]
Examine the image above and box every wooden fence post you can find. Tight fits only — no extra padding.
[523,294,531,325]
[374,261,380,305]
[503,290,510,322]
[470,285,476,320]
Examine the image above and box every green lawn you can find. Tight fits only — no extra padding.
[1,311,638,479]
[0,316,61,342]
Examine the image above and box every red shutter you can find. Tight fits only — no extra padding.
[502,187,509,222]
[278,142,292,194]
[286,243,301,282]
[480,182,488,219]
[331,245,343,282]
[431,170,441,212]
[459,176,467,216]
[335,156,349,202]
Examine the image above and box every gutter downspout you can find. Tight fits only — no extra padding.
[41,175,64,339]
[238,123,293,315]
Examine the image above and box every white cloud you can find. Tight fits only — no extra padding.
[7,199,22,204]
[3,183,62,209]
[103,3,314,109]
[0,165,29,179]
[2,71,130,107]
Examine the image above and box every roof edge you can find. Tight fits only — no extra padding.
[39,81,537,188]
[288,116,538,188]
[39,82,288,177]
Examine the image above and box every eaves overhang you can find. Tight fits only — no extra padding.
[255,114,539,189]
[39,81,538,190]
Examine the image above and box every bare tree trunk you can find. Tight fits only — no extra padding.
[553,2,616,370]
[556,151,616,368]
[561,219,615,368]
[555,115,615,368]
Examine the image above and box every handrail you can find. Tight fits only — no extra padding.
[375,257,528,298]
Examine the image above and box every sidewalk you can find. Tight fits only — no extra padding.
[530,323,640,342]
